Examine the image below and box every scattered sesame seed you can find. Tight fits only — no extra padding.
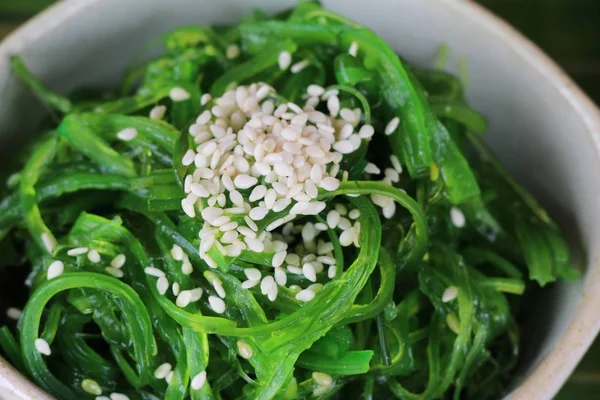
[278,51,292,70]
[165,371,174,384]
[105,267,124,278]
[291,59,310,73]
[313,372,333,387]
[385,117,400,135]
[237,340,253,359]
[145,267,165,277]
[302,263,317,282]
[149,105,167,120]
[295,288,316,302]
[191,371,207,390]
[176,290,193,308]
[67,247,88,256]
[208,295,226,313]
[169,87,191,102]
[172,282,181,296]
[111,254,126,268]
[35,338,51,356]
[81,379,102,395]
[171,245,184,260]
[450,207,466,228]
[154,363,172,379]
[348,41,359,56]
[6,307,22,320]
[47,260,64,280]
[116,127,137,141]
[339,228,356,247]
[226,44,241,59]
[260,275,275,295]
[157,276,169,295]
[390,155,402,173]
[87,250,101,263]
[382,202,396,219]
[110,393,130,400]
[442,286,459,303]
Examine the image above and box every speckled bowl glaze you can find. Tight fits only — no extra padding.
[1,0,600,399]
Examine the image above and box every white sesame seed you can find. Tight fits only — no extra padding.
[326,210,340,229]
[169,87,191,102]
[307,84,325,97]
[157,276,169,295]
[450,207,466,228]
[165,372,174,384]
[96,397,110,400]
[191,371,207,390]
[320,177,340,191]
[318,242,334,255]
[291,59,310,73]
[442,286,459,303]
[278,51,292,70]
[181,199,196,218]
[390,155,402,173]
[234,174,258,189]
[358,124,375,139]
[190,288,203,301]
[328,265,336,279]
[302,263,317,282]
[274,267,287,286]
[272,251,286,268]
[110,393,130,400]
[244,268,261,281]
[339,228,356,247]
[244,216,259,231]
[105,267,124,278]
[154,363,172,379]
[208,295,226,313]
[260,275,275,295]
[365,163,380,175]
[333,140,354,154]
[213,281,226,298]
[6,307,22,320]
[249,207,269,221]
[181,149,195,166]
[273,198,292,212]
[385,117,400,135]
[313,371,333,387]
[85,249,100,263]
[47,260,64,280]
[116,127,137,141]
[339,108,356,125]
[237,340,253,359]
[176,290,193,308]
[241,279,259,289]
[35,338,51,356]
[170,245,184,261]
[149,105,167,120]
[295,289,316,302]
[348,41,359,57]
[67,247,88,256]
[226,44,241,59]
[382,202,396,219]
[200,93,212,106]
[326,95,340,117]
[385,168,400,183]
[172,282,181,296]
[145,267,165,277]
[111,254,126,269]
[41,233,56,252]
[182,260,193,275]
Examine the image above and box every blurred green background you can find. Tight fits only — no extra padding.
[1,0,600,398]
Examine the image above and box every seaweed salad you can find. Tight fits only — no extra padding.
[0,2,577,400]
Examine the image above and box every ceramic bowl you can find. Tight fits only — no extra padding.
[1,0,600,399]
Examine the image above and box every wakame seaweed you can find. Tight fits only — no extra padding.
[0,2,577,400]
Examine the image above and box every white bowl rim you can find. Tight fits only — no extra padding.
[1,0,600,399]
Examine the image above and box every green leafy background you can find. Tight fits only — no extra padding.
[1,0,599,398]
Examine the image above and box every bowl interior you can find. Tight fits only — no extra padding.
[1,0,600,399]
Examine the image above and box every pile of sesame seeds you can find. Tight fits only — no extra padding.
[176,82,376,302]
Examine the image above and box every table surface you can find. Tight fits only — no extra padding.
[2,1,600,398]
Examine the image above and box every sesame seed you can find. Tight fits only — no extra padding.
[302,263,317,282]
[348,41,359,57]
[176,290,193,308]
[87,250,101,263]
[105,267,124,278]
[241,279,259,289]
[110,393,130,400]
[333,140,354,154]
[390,155,402,173]
[116,127,137,141]
[249,207,269,221]
[172,282,181,296]
[81,379,102,395]
[67,247,88,256]
[169,87,191,102]
[181,200,196,218]
[226,44,241,59]
[111,254,126,268]
[260,275,275,295]
[234,174,258,189]
[327,210,340,229]
[157,276,169,295]
[191,371,207,390]
[149,105,167,120]
[318,242,334,255]
[181,149,195,166]
[295,288,316,302]
[237,340,254,359]
[339,108,357,124]
[35,338,51,355]
[328,265,336,279]
[245,268,261,281]
[272,251,286,268]
[313,372,333,387]
[154,363,172,379]
[208,295,226,313]
[442,286,459,303]
[358,124,375,139]
[41,232,56,252]
[327,95,340,117]
[274,267,287,286]
[165,372,174,384]
[339,228,356,247]
[307,84,325,97]
[320,177,340,191]
[47,260,64,280]
[450,207,466,228]
[171,245,184,261]
[365,162,380,174]
[349,209,361,219]
[382,203,396,219]
[190,288,203,301]
[385,117,400,135]
[385,168,400,183]
[144,267,165,277]
[200,93,212,106]
[6,307,21,320]
[291,59,310,73]
[278,51,292,70]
